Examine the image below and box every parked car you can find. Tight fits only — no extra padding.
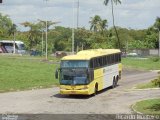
[127,52,138,57]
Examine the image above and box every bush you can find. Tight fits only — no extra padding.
[150,57,160,62]
[152,76,160,87]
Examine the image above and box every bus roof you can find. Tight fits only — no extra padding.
[62,49,121,60]
[0,40,24,44]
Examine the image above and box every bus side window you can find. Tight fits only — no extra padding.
[113,54,115,64]
[112,54,115,64]
[107,55,109,65]
[117,53,120,62]
[103,56,106,66]
[89,68,94,81]
[97,58,100,68]
[105,56,107,65]
[98,57,103,67]
[119,53,121,62]
[116,53,120,63]
[90,59,94,68]
[115,54,118,63]
[108,55,111,65]
[93,58,97,68]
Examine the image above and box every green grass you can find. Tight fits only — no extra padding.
[136,81,159,89]
[133,98,160,114]
[122,57,160,70]
[0,56,59,92]
[0,54,61,62]
[1,56,160,92]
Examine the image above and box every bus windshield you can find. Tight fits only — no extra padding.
[17,44,25,50]
[61,60,89,68]
[60,68,88,85]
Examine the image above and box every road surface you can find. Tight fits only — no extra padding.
[0,69,159,114]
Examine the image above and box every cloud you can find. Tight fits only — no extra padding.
[0,0,160,30]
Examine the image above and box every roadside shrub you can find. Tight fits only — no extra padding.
[152,76,160,87]
[150,57,160,62]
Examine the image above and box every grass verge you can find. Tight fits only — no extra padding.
[0,56,59,92]
[133,98,160,114]
[136,81,159,89]
[122,57,160,70]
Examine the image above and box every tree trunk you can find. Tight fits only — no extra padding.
[111,0,121,49]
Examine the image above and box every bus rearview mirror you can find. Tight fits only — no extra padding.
[55,68,59,79]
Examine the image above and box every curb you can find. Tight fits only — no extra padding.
[131,97,160,115]
[131,103,143,114]
[131,87,160,91]
[150,70,160,73]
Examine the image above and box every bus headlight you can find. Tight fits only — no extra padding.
[80,86,88,90]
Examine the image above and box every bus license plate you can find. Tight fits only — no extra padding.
[71,91,76,94]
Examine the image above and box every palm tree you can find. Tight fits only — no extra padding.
[9,23,17,53]
[0,13,13,37]
[154,17,160,30]
[37,20,60,56]
[37,20,60,59]
[89,15,102,32]
[9,23,17,36]
[90,15,108,36]
[101,19,108,36]
[154,17,160,57]
[21,22,41,50]
[104,0,121,48]
[37,20,60,31]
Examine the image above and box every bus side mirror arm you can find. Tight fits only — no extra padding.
[87,68,94,81]
[55,68,60,79]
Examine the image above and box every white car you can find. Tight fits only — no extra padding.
[127,52,138,56]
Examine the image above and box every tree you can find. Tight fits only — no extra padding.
[9,23,17,36]
[153,17,160,49]
[104,0,121,48]
[154,17,160,30]
[53,26,72,51]
[37,20,60,32]
[101,19,108,36]
[89,15,102,32]
[75,28,92,51]
[37,20,60,54]
[89,15,108,34]
[9,23,17,53]
[0,13,12,39]
[21,22,41,50]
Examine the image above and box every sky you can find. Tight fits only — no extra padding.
[0,0,160,31]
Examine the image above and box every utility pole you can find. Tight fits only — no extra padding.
[42,31,44,55]
[76,0,79,28]
[13,31,16,54]
[154,28,160,57]
[44,0,48,60]
[38,18,60,59]
[72,0,75,54]
[158,28,160,57]
[76,0,80,52]
[45,20,48,60]
[12,23,17,54]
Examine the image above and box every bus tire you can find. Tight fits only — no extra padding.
[116,76,119,86]
[112,77,116,88]
[119,71,121,79]
[94,83,98,95]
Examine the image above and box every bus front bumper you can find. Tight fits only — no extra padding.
[60,89,90,95]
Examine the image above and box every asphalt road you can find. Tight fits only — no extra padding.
[0,69,159,114]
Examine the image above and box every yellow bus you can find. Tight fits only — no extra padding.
[55,49,122,95]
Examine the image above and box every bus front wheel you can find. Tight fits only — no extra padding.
[112,78,117,88]
[94,84,98,95]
